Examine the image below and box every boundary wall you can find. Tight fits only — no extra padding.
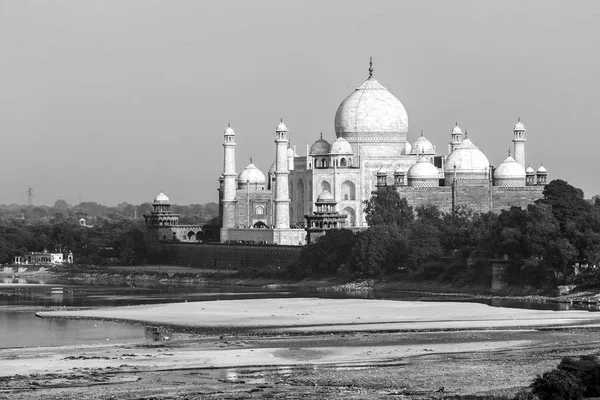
[167,242,302,270]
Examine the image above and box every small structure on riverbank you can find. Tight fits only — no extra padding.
[304,190,348,244]
[144,192,215,243]
[13,249,73,265]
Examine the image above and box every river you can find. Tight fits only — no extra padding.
[1,276,598,349]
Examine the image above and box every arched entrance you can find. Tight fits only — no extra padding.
[342,206,356,227]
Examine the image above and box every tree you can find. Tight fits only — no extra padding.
[537,179,590,228]
[53,199,71,211]
[363,186,413,227]
[294,229,357,277]
[350,225,407,277]
[406,221,442,270]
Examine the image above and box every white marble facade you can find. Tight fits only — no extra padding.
[219,61,548,239]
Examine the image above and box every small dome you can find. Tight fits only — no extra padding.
[407,157,439,180]
[154,192,170,204]
[317,190,335,202]
[276,121,288,132]
[394,165,405,175]
[526,166,535,174]
[514,120,526,131]
[452,124,463,135]
[329,137,353,155]
[238,163,266,184]
[377,166,388,176]
[404,141,412,155]
[537,165,547,174]
[445,138,490,174]
[310,136,331,155]
[224,126,235,136]
[494,156,526,179]
[412,135,435,154]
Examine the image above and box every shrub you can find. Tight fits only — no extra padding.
[557,355,600,397]
[531,369,582,400]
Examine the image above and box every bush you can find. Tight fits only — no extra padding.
[557,355,600,397]
[531,368,582,400]
[410,261,447,281]
[512,388,538,400]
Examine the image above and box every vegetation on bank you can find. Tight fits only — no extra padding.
[4,179,600,294]
[508,355,600,400]
[288,179,600,291]
[0,199,218,225]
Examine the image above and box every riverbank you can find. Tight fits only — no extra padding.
[4,265,600,307]
[6,326,600,399]
[7,297,600,399]
[3,269,600,399]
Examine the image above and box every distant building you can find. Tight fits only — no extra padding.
[143,192,214,242]
[14,249,73,265]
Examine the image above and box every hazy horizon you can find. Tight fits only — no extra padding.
[1,0,598,206]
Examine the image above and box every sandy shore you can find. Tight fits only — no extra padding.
[36,298,600,332]
[0,298,597,399]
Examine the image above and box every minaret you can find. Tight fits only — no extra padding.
[274,120,290,229]
[222,124,237,228]
[513,118,526,168]
[450,122,463,153]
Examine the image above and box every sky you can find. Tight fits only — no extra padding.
[1,0,599,206]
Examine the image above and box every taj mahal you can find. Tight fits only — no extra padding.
[146,61,549,245]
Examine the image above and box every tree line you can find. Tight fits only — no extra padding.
[0,200,219,226]
[291,179,600,289]
[0,201,219,266]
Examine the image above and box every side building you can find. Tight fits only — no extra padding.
[143,192,215,242]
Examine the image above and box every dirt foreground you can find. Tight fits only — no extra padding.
[2,299,600,399]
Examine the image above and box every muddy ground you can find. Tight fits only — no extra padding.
[1,326,600,400]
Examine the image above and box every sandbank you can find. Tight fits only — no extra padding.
[36,298,600,332]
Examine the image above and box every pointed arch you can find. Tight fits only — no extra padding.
[342,206,356,227]
[341,180,356,200]
[320,180,331,193]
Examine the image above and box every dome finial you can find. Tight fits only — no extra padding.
[455,121,458,127]
[518,116,520,123]
[250,156,253,164]
[464,129,468,139]
[320,131,323,139]
[368,56,373,79]
[508,147,511,156]
[420,129,424,137]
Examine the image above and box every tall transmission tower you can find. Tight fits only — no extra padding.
[27,186,34,206]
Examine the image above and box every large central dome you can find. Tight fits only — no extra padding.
[334,77,408,143]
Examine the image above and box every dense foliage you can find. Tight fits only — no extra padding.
[292,180,600,288]
[0,200,218,226]
[530,355,600,399]
[0,200,218,266]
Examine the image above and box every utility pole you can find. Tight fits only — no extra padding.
[26,186,34,206]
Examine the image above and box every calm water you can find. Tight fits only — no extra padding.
[1,277,598,349]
